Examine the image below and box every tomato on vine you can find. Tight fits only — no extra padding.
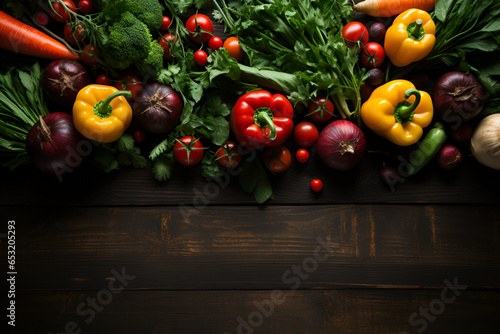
[115,72,143,100]
[80,44,100,66]
[159,33,177,60]
[310,179,323,192]
[306,97,334,123]
[49,0,77,23]
[208,36,223,50]
[194,50,208,67]
[216,141,243,168]
[161,16,171,31]
[174,136,206,166]
[263,145,292,173]
[223,37,244,62]
[63,23,85,45]
[96,74,113,85]
[293,122,319,148]
[360,42,385,69]
[296,149,310,163]
[133,129,146,143]
[186,14,213,44]
[77,0,92,14]
[342,21,369,49]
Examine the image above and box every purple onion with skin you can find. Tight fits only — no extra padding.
[133,83,184,134]
[26,112,88,175]
[42,60,91,108]
[437,144,462,170]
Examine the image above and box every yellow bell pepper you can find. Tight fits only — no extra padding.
[384,8,436,67]
[73,85,133,143]
[360,80,433,146]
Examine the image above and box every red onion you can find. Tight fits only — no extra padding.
[368,22,386,43]
[449,123,473,143]
[42,60,91,108]
[133,82,183,134]
[365,68,384,86]
[316,120,366,171]
[437,144,462,170]
[432,71,486,123]
[26,112,89,175]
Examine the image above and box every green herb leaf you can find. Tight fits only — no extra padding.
[238,159,257,193]
[117,133,135,152]
[253,160,274,204]
[434,0,455,22]
[153,154,175,181]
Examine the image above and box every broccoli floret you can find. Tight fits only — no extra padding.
[102,0,163,32]
[98,11,152,70]
[135,41,164,77]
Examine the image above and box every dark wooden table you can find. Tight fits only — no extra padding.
[1,135,500,333]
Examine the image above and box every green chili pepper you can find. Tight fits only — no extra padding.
[407,122,447,176]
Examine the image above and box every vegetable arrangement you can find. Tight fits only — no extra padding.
[0,0,499,203]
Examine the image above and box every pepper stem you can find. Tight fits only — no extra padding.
[395,89,421,124]
[94,90,132,119]
[408,19,424,41]
[254,108,277,140]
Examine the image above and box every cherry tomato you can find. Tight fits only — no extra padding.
[194,50,208,67]
[263,145,292,173]
[159,34,177,60]
[115,72,143,100]
[310,179,323,192]
[77,0,93,14]
[216,141,243,168]
[293,122,319,148]
[80,44,100,66]
[186,14,213,44]
[173,136,205,166]
[34,11,50,26]
[161,16,172,31]
[49,0,76,23]
[63,23,85,45]
[306,97,334,123]
[133,129,146,143]
[295,149,310,163]
[208,36,223,50]
[223,37,244,62]
[360,42,385,69]
[96,74,113,85]
[342,21,369,49]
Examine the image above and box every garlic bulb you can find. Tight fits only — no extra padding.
[471,113,500,170]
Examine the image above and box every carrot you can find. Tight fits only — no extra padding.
[353,0,436,17]
[0,10,80,60]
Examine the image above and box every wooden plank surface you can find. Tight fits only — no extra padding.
[2,205,499,290]
[15,290,500,334]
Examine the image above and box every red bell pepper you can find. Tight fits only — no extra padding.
[230,90,294,149]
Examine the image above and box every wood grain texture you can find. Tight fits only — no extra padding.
[15,289,500,334]
[2,205,499,290]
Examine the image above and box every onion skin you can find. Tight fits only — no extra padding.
[42,60,91,108]
[471,114,500,170]
[432,71,486,123]
[133,83,183,134]
[316,120,366,171]
[26,112,88,175]
[437,144,462,170]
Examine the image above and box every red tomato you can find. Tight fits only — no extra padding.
[186,14,213,44]
[115,72,143,100]
[310,179,323,192]
[306,97,334,123]
[49,0,76,23]
[34,11,50,26]
[295,149,310,163]
[208,36,223,50]
[223,36,244,62]
[161,16,172,31]
[360,42,385,69]
[77,0,93,14]
[174,136,205,166]
[194,50,208,67]
[263,145,292,173]
[96,74,113,85]
[216,141,243,168]
[80,44,100,66]
[293,122,319,148]
[159,34,177,60]
[342,21,369,49]
[133,129,146,143]
[64,23,85,45]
